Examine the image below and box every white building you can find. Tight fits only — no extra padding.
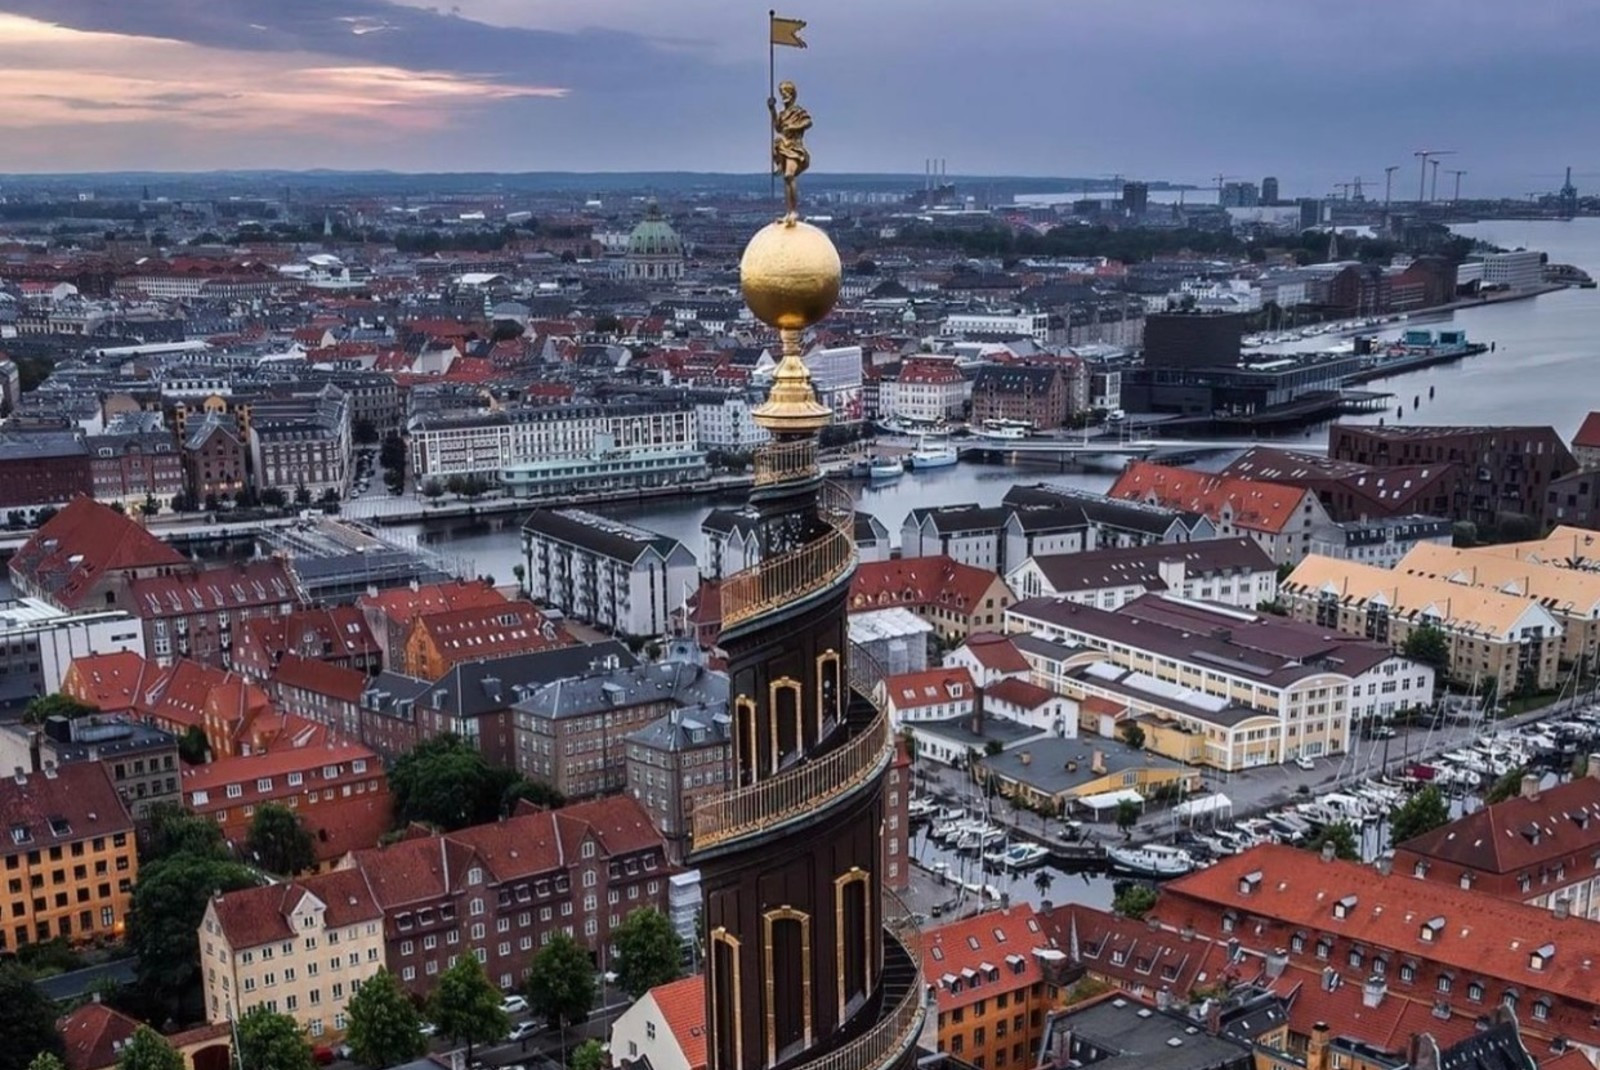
[701,508,760,581]
[875,666,977,727]
[692,393,771,451]
[409,401,697,480]
[756,345,865,425]
[982,676,1077,737]
[941,312,1056,345]
[610,975,706,1070]
[847,608,933,677]
[521,509,698,637]
[1005,537,1279,610]
[1311,515,1454,570]
[1478,250,1544,291]
[0,599,144,700]
[879,356,968,424]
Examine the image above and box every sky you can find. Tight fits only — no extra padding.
[1,0,1598,198]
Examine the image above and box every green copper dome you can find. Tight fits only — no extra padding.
[627,202,683,258]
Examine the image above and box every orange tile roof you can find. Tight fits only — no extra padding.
[358,579,506,625]
[882,666,975,710]
[210,868,383,950]
[409,601,570,666]
[648,974,708,1070]
[64,651,160,712]
[1109,461,1309,535]
[984,676,1056,710]
[924,904,1052,1013]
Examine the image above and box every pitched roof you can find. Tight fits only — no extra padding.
[270,653,367,704]
[924,905,1051,1013]
[1395,775,1600,876]
[210,868,382,950]
[125,559,300,618]
[880,667,975,711]
[850,555,1006,616]
[57,1003,140,1070]
[65,651,160,711]
[647,974,709,1070]
[1024,537,1275,593]
[984,676,1056,710]
[955,633,1031,674]
[10,497,184,609]
[238,606,378,666]
[1573,412,1600,450]
[1109,461,1310,535]
[1282,555,1555,640]
[0,762,133,848]
[1397,541,1600,617]
[357,579,506,625]
[409,601,570,666]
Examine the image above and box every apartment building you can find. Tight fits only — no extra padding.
[0,714,180,824]
[232,606,380,681]
[408,401,696,480]
[268,655,368,745]
[0,597,144,707]
[181,737,391,871]
[9,497,185,612]
[1005,537,1277,610]
[0,763,137,950]
[850,556,1015,641]
[514,655,727,799]
[400,601,569,679]
[1005,595,1430,765]
[1221,446,1458,523]
[346,795,671,997]
[969,365,1073,431]
[1392,763,1600,920]
[357,579,508,670]
[1281,555,1562,694]
[876,667,977,727]
[1109,461,1338,566]
[521,509,697,637]
[879,356,968,425]
[200,869,385,1039]
[624,702,733,864]
[123,558,304,668]
[925,905,1067,1070]
[1309,514,1455,569]
[85,414,186,510]
[1396,541,1600,668]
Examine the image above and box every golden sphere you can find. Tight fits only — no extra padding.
[739,220,841,331]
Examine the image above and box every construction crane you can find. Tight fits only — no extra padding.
[1383,165,1400,210]
[1446,168,1468,203]
[1413,149,1456,202]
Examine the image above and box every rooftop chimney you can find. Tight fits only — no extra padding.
[11,767,23,787]
[1362,974,1387,1008]
[1091,749,1106,775]
[1020,751,1032,766]
[1522,773,1542,801]
[1265,948,1288,979]
[1321,841,1336,863]
[1308,1022,1331,1070]
[1375,855,1393,877]
[1321,967,1339,992]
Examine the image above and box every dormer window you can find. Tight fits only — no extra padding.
[1290,933,1306,953]
[1419,917,1445,942]
[1333,895,1357,920]
[1529,944,1555,972]
[1239,871,1263,895]
[1413,860,1429,878]
[1467,981,1484,1002]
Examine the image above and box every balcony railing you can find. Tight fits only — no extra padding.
[721,482,856,629]
[754,439,819,486]
[790,891,926,1070]
[689,705,890,852]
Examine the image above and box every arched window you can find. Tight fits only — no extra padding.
[817,651,841,739]
[834,868,873,1020]
[770,678,803,770]
[763,907,812,1066]
[735,696,759,785]
[709,928,743,1070]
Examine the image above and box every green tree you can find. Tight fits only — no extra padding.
[390,734,500,830]
[421,478,444,502]
[115,1027,185,1070]
[0,963,65,1070]
[983,739,1004,757]
[178,725,209,764]
[379,433,407,471]
[1389,785,1451,844]
[512,564,526,593]
[259,488,288,510]
[294,484,313,507]
[501,776,566,815]
[611,908,684,998]
[1402,624,1451,671]
[445,475,466,499]
[1305,821,1360,861]
[129,853,258,1006]
[571,1040,605,1070]
[353,418,379,445]
[237,1006,315,1070]
[22,692,96,724]
[1112,884,1158,920]
[524,933,595,1061]
[28,1055,66,1070]
[345,968,427,1069]
[142,494,160,518]
[1120,723,1146,750]
[1115,798,1141,836]
[429,955,509,1064]
[1484,768,1527,805]
[246,803,317,876]
[1033,870,1054,898]
[144,802,227,862]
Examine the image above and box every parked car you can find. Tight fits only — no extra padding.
[312,1048,337,1066]
[1294,756,1316,771]
[507,1021,540,1043]
[500,994,529,1015]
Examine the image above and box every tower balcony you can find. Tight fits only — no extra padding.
[754,439,819,486]
[788,891,927,1070]
[720,481,855,630]
[689,646,894,854]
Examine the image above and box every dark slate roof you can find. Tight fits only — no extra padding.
[1005,484,1208,535]
[522,508,687,564]
[36,957,138,1003]
[701,507,759,537]
[422,640,639,718]
[1025,537,1274,594]
[626,703,733,752]
[513,660,726,721]
[906,504,1009,536]
[971,365,1060,394]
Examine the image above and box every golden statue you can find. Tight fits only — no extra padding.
[768,80,811,220]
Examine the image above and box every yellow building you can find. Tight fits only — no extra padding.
[1282,554,1563,694]
[926,906,1068,1070]
[201,869,385,1041]
[0,763,137,950]
[1398,540,1600,667]
[976,738,1200,814]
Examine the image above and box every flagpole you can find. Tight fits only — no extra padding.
[768,10,777,205]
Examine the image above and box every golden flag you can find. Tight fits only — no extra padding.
[771,13,807,48]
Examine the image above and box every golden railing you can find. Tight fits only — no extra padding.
[720,481,856,629]
[754,439,819,486]
[791,891,926,1070]
[690,706,890,851]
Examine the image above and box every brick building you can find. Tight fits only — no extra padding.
[122,558,304,668]
[969,365,1072,431]
[10,497,185,611]
[0,431,91,510]
[849,555,1015,641]
[86,416,186,511]
[0,762,137,949]
[0,713,180,824]
[1222,447,1456,523]
[1328,424,1577,528]
[232,606,380,681]
[400,601,569,680]
[624,702,732,864]
[344,795,671,996]
[357,579,508,670]
[183,413,249,503]
[267,655,368,744]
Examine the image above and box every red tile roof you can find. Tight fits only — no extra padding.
[850,555,1006,616]
[0,763,133,848]
[64,651,161,712]
[1574,412,1600,450]
[236,606,378,672]
[983,676,1056,710]
[271,653,368,704]
[10,497,184,609]
[209,868,383,949]
[1109,461,1310,535]
[881,666,975,711]
[924,905,1052,1013]
[409,601,570,666]
[126,559,300,619]
[957,633,1031,674]
[57,1003,140,1070]
[1393,775,1600,876]
[648,974,708,1070]
[358,579,506,625]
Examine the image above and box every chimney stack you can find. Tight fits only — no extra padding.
[1308,1022,1331,1070]
[1321,967,1338,992]
[1362,974,1387,1008]
[1375,855,1393,877]
[1321,841,1336,863]
[1522,773,1542,801]
[1091,749,1106,775]
[1265,948,1288,979]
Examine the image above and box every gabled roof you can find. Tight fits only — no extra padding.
[881,667,975,711]
[1024,537,1275,593]
[850,555,1006,616]
[209,868,381,950]
[924,905,1051,1013]
[0,762,133,849]
[65,651,160,712]
[271,653,367,705]
[10,497,184,609]
[1573,412,1600,450]
[1283,555,1557,640]
[125,559,300,619]
[1397,542,1600,617]
[645,974,708,1070]
[954,633,1031,674]
[357,579,506,625]
[1109,461,1311,535]
[984,676,1056,710]
[409,601,570,666]
[1396,775,1600,876]
[57,1003,141,1070]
